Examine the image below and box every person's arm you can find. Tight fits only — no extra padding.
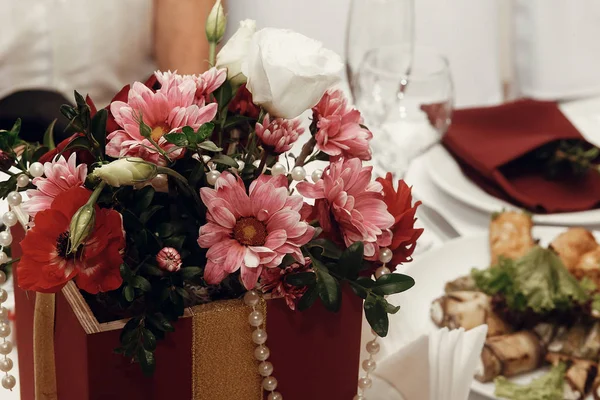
[153,0,215,74]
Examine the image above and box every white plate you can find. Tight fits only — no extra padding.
[384,226,599,399]
[424,144,600,226]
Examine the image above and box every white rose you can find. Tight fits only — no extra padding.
[242,28,343,119]
[92,158,158,187]
[216,19,256,86]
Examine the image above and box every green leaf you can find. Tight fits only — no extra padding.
[120,264,134,282]
[197,122,215,141]
[307,238,343,259]
[179,266,202,280]
[349,282,368,299]
[146,313,175,332]
[314,152,330,162]
[314,263,341,312]
[215,79,233,113]
[123,285,135,302]
[364,294,389,337]
[156,222,175,238]
[60,105,76,121]
[372,273,415,296]
[182,126,195,137]
[164,234,186,250]
[198,140,222,152]
[211,154,239,169]
[164,133,188,147]
[141,328,157,351]
[31,145,49,163]
[188,161,205,189]
[175,287,191,300]
[285,271,316,287]
[140,263,165,277]
[135,186,155,214]
[137,347,156,377]
[297,285,318,311]
[0,176,17,199]
[339,241,364,279]
[90,109,108,155]
[120,317,140,343]
[223,115,254,129]
[58,136,91,158]
[43,119,57,150]
[131,276,152,292]
[140,205,163,224]
[383,299,401,314]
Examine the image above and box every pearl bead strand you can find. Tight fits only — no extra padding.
[0,265,15,391]
[244,290,283,400]
[0,173,32,392]
[355,247,393,399]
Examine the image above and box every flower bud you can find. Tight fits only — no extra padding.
[92,158,158,187]
[206,0,226,44]
[69,204,95,254]
[156,247,182,272]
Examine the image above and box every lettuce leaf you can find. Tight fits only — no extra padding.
[494,363,566,400]
[471,246,589,314]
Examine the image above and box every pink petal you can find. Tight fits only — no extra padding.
[240,265,263,290]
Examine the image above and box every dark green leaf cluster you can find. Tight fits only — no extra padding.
[286,240,415,337]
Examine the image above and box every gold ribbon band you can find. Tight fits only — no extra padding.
[191,298,266,400]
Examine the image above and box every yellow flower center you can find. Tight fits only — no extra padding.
[233,217,267,246]
[151,125,168,141]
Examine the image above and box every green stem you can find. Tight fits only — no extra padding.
[156,167,204,213]
[147,137,172,164]
[244,132,257,167]
[88,181,107,205]
[1,257,20,267]
[255,151,269,177]
[295,137,316,167]
[156,167,188,184]
[208,42,217,66]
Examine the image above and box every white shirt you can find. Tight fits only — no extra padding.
[0,0,156,107]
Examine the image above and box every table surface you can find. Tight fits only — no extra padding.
[6,95,600,400]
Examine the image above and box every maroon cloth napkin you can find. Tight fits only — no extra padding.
[442,99,600,213]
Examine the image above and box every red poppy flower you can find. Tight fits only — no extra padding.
[376,173,423,268]
[17,187,125,294]
[229,84,261,119]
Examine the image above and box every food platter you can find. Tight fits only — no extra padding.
[385,221,600,399]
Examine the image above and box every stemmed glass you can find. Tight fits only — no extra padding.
[346,0,415,101]
[354,44,454,178]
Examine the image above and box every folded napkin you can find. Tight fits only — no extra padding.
[442,100,600,213]
[371,326,487,400]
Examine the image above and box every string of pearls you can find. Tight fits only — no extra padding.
[354,247,393,400]
[0,162,40,391]
[204,159,323,187]
[243,290,282,400]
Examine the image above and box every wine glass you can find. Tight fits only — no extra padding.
[346,0,415,100]
[354,44,454,178]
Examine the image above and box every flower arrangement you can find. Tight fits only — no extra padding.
[0,1,422,392]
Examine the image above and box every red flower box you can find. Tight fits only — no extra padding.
[11,231,363,400]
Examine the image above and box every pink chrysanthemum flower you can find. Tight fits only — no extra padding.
[198,172,315,289]
[156,247,182,272]
[296,158,394,259]
[154,68,227,104]
[255,115,304,154]
[106,76,218,165]
[259,258,312,311]
[313,89,373,161]
[22,154,87,216]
